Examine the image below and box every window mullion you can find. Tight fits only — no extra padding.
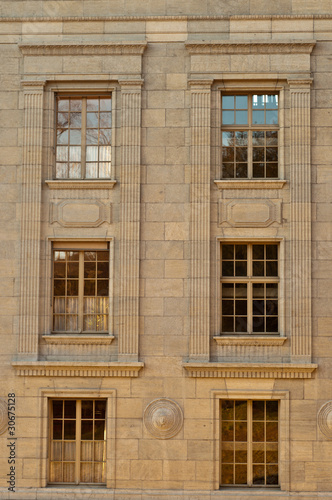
[81,99,87,179]
[79,252,84,333]
[248,245,252,334]
[248,400,253,486]
[75,401,81,485]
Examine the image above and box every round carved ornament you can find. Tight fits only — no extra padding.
[318,401,332,439]
[0,398,7,435]
[144,399,183,439]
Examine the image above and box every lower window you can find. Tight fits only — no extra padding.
[49,399,106,484]
[220,400,279,487]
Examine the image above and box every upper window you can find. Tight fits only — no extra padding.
[53,243,109,334]
[49,399,106,484]
[221,243,279,335]
[220,399,279,487]
[56,96,112,179]
[221,93,278,179]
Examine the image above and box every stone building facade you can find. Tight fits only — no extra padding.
[0,0,332,498]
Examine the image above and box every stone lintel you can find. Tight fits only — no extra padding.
[183,362,317,379]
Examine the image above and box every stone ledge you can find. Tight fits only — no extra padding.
[12,361,144,377]
[214,336,287,346]
[185,40,316,54]
[183,362,317,379]
[42,335,115,345]
[19,42,147,56]
[214,180,287,190]
[46,180,117,190]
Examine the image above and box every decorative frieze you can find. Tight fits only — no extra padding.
[185,40,316,54]
[118,80,143,362]
[12,361,144,377]
[189,80,213,361]
[19,42,147,56]
[18,81,45,359]
[183,362,317,379]
[288,78,313,362]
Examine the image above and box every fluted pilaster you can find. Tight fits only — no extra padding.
[18,81,45,359]
[189,80,212,361]
[289,78,312,362]
[118,80,143,361]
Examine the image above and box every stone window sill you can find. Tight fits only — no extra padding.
[214,336,287,347]
[42,334,115,345]
[46,180,117,190]
[214,180,286,190]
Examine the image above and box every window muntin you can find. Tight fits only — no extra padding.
[221,94,278,179]
[221,400,279,487]
[49,399,106,484]
[221,244,279,334]
[56,96,112,179]
[53,247,109,333]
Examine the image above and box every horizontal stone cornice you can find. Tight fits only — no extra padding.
[183,362,317,379]
[12,361,144,377]
[46,180,117,190]
[42,335,115,345]
[19,42,147,56]
[214,180,286,190]
[185,40,316,54]
[214,336,287,346]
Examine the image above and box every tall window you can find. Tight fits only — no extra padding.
[56,96,112,179]
[221,93,278,179]
[53,243,109,333]
[221,400,279,487]
[221,243,279,335]
[49,399,106,484]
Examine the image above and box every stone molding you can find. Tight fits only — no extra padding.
[118,81,142,361]
[189,80,212,361]
[213,336,287,346]
[183,362,317,379]
[318,401,332,439]
[144,399,184,440]
[12,361,144,377]
[218,198,282,227]
[42,335,115,345]
[214,180,286,190]
[288,78,312,362]
[185,40,316,54]
[46,180,117,190]
[50,200,112,227]
[19,42,147,56]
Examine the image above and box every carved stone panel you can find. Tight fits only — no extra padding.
[50,200,111,227]
[318,401,332,439]
[219,199,282,227]
[144,398,184,439]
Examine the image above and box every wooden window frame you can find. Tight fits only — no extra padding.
[221,92,279,180]
[54,92,114,181]
[49,398,107,485]
[51,240,113,335]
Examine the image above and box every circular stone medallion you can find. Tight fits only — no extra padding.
[318,401,332,439]
[144,398,183,439]
[0,398,7,435]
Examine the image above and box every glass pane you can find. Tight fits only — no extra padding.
[235,261,247,276]
[253,283,264,298]
[57,112,69,127]
[86,146,98,161]
[97,280,108,296]
[64,441,76,461]
[99,162,111,178]
[53,400,63,418]
[99,146,111,162]
[235,449,247,463]
[54,262,66,278]
[266,465,278,485]
[86,129,99,145]
[266,317,278,332]
[266,147,278,162]
[235,317,247,332]
[222,131,234,146]
[97,262,109,278]
[235,131,248,146]
[235,464,247,485]
[95,441,106,461]
[266,422,278,442]
[70,99,82,111]
[87,112,99,128]
[253,261,264,276]
[82,400,94,419]
[68,163,81,179]
[266,130,278,145]
[69,146,81,161]
[266,450,278,464]
[67,280,78,296]
[84,262,96,279]
[253,443,265,463]
[252,130,264,146]
[266,401,278,420]
[236,163,248,178]
[253,401,265,420]
[84,280,95,296]
[52,441,62,461]
[87,98,99,111]
[266,110,278,125]
[54,280,65,296]
[253,245,264,259]
[222,421,234,441]
[222,95,234,109]
[100,98,112,111]
[86,163,98,178]
[222,245,234,259]
[235,95,248,109]
[222,400,234,420]
[222,111,234,125]
[69,129,81,145]
[80,462,93,483]
[85,251,96,261]
[235,300,247,315]
[235,283,247,297]
[235,422,247,441]
[69,112,81,128]
[253,317,265,333]
[266,261,278,277]
[235,245,247,260]
[222,448,234,463]
[64,400,76,418]
[253,147,264,162]
[95,420,105,440]
[235,110,247,125]
[236,147,247,162]
[56,146,68,161]
[58,99,69,111]
[100,129,112,145]
[222,163,234,178]
[81,441,93,461]
[267,163,278,178]
[57,130,68,145]
[252,94,265,109]
[67,262,79,279]
[84,315,96,331]
[222,300,233,315]
[81,421,93,440]
[266,94,278,108]
[55,164,67,180]
[53,420,62,439]
[100,112,111,127]
[222,147,234,162]
[253,421,264,442]
[253,465,265,485]
[221,464,234,484]
[222,284,234,298]
[222,261,234,277]
[253,300,264,316]
[253,163,264,178]
[95,400,106,419]
[252,110,265,124]
[222,317,233,332]
[64,420,76,440]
